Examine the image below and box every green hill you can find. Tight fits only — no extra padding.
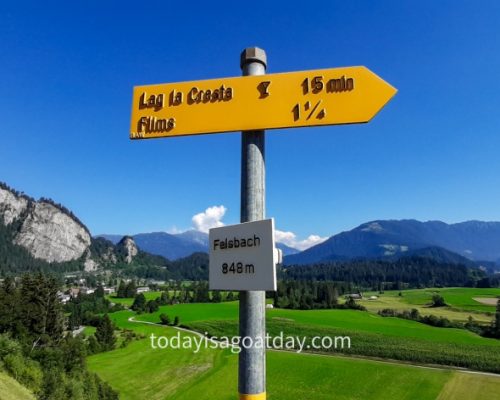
[0,371,35,400]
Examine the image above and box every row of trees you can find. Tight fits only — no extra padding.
[129,283,237,314]
[159,314,180,326]
[273,281,365,310]
[116,280,137,298]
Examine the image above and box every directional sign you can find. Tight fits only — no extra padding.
[130,66,397,139]
[209,219,277,291]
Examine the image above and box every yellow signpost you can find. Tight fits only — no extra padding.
[130,66,396,139]
[131,49,396,400]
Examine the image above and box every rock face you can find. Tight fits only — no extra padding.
[83,252,99,272]
[118,236,138,264]
[14,201,91,263]
[0,187,28,225]
[0,185,91,263]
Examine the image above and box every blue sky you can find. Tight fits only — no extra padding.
[1,1,500,249]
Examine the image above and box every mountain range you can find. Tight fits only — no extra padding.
[284,220,500,270]
[2,181,500,275]
[97,231,299,260]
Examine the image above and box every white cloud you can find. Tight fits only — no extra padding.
[275,229,328,251]
[190,206,327,251]
[192,205,227,233]
[166,226,182,234]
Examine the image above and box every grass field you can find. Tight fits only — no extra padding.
[0,371,35,400]
[134,301,499,346]
[107,291,163,307]
[130,296,500,372]
[86,288,500,398]
[87,315,500,400]
[360,287,500,323]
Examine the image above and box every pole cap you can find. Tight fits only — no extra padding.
[240,47,267,69]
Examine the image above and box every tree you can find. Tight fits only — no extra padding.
[125,281,137,298]
[131,293,146,312]
[87,335,101,354]
[146,299,159,313]
[116,281,127,298]
[212,290,222,303]
[20,273,64,346]
[0,277,21,335]
[159,291,170,305]
[60,335,86,373]
[431,294,446,307]
[173,316,180,326]
[95,286,105,298]
[159,314,170,325]
[95,315,116,351]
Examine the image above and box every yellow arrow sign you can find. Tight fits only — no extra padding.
[130,66,396,139]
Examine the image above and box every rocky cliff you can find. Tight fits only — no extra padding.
[0,186,29,225]
[14,201,91,263]
[0,182,161,274]
[117,236,138,264]
[0,184,91,264]
[0,184,106,271]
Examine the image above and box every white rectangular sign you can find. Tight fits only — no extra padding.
[209,219,277,291]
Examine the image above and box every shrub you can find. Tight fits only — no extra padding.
[431,294,446,307]
[160,313,171,325]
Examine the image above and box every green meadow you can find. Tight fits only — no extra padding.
[134,300,499,346]
[83,287,500,399]
[87,313,500,400]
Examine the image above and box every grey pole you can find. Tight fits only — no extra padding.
[239,47,267,400]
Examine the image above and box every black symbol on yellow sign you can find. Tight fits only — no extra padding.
[292,100,326,121]
[258,81,271,98]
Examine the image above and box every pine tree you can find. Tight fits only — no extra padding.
[95,286,105,298]
[159,291,170,305]
[125,281,137,298]
[116,281,127,298]
[131,293,146,312]
[95,314,116,351]
[0,277,20,334]
[20,273,64,346]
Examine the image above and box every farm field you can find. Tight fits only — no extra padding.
[361,287,500,323]
[130,295,500,372]
[87,315,500,400]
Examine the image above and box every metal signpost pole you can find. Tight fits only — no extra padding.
[239,47,267,400]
